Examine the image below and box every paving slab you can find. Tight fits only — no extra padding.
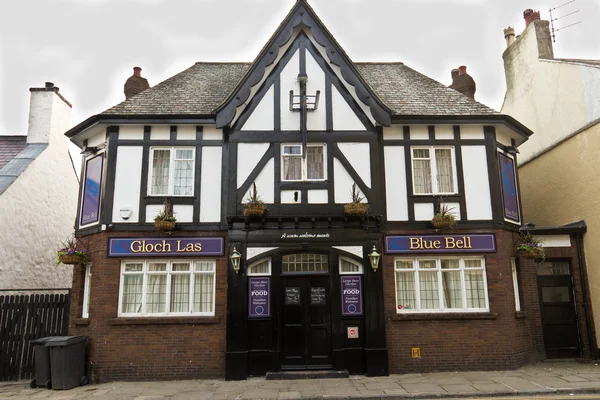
[438,384,477,394]
[400,382,446,394]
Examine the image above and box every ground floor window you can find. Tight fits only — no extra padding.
[118,259,215,316]
[394,256,488,313]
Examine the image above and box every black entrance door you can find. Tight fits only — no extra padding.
[282,276,331,369]
[536,260,581,358]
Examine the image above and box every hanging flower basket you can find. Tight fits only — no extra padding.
[344,202,369,216]
[244,203,265,216]
[154,220,176,231]
[432,216,456,230]
[59,254,84,265]
[518,248,544,259]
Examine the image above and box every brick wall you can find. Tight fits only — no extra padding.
[70,230,228,382]
[383,228,547,373]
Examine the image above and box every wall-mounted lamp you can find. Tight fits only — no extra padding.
[230,247,241,274]
[368,245,381,272]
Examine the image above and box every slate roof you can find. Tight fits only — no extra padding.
[0,141,48,196]
[100,61,499,118]
[0,136,27,170]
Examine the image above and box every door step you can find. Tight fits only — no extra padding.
[266,370,349,380]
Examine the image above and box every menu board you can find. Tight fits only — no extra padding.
[311,287,326,305]
[285,287,300,305]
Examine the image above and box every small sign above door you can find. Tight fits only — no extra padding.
[285,287,301,305]
[311,287,326,305]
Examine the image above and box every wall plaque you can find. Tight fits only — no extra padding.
[108,237,224,257]
[385,234,496,254]
[249,278,270,318]
[285,287,300,305]
[341,276,363,315]
[311,287,326,305]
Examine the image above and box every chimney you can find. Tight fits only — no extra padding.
[27,82,72,144]
[124,66,150,99]
[524,9,541,28]
[448,65,476,99]
[504,26,516,48]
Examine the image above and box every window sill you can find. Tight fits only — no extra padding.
[73,318,90,326]
[110,316,220,325]
[389,312,498,321]
[516,310,527,319]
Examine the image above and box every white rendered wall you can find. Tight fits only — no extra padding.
[460,125,484,140]
[202,126,223,141]
[338,143,371,187]
[462,146,493,220]
[112,146,143,223]
[200,146,222,222]
[414,203,434,221]
[0,90,77,289]
[242,86,274,131]
[177,125,196,140]
[435,125,454,140]
[307,190,328,204]
[242,158,274,204]
[502,21,600,164]
[383,146,408,221]
[119,125,144,140]
[383,126,403,140]
[305,52,327,131]
[280,50,301,131]
[409,125,429,140]
[334,158,365,203]
[237,143,269,188]
[332,87,364,131]
[150,125,170,140]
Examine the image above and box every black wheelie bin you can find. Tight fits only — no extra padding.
[30,337,54,389]
[46,336,89,390]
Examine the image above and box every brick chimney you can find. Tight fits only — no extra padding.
[27,82,72,144]
[448,65,476,99]
[524,9,541,28]
[124,66,150,100]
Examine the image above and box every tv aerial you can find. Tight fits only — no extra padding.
[549,0,582,42]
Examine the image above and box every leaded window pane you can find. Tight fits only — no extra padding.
[174,159,194,195]
[283,157,302,180]
[465,270,485,308]
[151,150,171,195]
[170,274,190,313]
[419,271,439,309]
[413,159,432,193]
[435,149,454,193]
[307,147,324,179]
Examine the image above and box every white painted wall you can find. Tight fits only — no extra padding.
[202,126,223,141]
[462,146,493,220]
[0,88,77,289]
[87,132,107,147]
[502,20,600,164]
[237,143,269,188]
[334,158,364,203]
[112,146,143,223]
[242,158,274,204]
[435,125,454,140]
[174,205,193,223]
[409,125,429,140]
[332,87,365,131]
[338,143,371,187]
[414,203,434,221]
[119,125,144,140]
[145,204,163,223]
[281,190,300,204]
[383,146,408,221]
[460,125,484,140]
[383,126,403,140]
[200,146,222,222]
[150,125,170,140]
[307,190,328,204]
[442,202,461,220]
[280,50,301,131]
[177,125,196,140]
[306,51,327,131]
[242,86,274,131]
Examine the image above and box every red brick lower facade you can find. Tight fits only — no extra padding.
[69,231,228,382]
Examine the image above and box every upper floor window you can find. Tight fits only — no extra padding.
[149,147,195,196]
[281,144,326,181]
[411,147,456,195]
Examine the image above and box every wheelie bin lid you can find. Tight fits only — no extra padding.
[30,337,55,344]
[44,336,88,347]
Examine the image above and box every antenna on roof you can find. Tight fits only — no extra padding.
[549,0,582,42]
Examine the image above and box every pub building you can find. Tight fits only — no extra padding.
[66,0,596,382]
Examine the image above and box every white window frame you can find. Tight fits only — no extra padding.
[338,256,364,275]
[148,147,195,196]
[411,146,458,195]
[247,257,272,276]
[117,259,216,317]
[511,257,521,311]
[281,143,327,182]
[394,256,489,313]
[82,263,92,318]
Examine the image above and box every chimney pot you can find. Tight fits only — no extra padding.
[448,66,476,100]
[458,65,467,75]
[133,66,142,77]
[504,26,516,47]
[523,8,540,27]
[45,82,54,89]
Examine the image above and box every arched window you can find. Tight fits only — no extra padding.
[248,258,271,276]
[339,257,363,274]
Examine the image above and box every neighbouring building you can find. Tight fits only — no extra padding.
[65,0,595,382]
[0,83,78,289]
[501,9,599,354]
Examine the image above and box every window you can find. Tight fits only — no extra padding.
[282,254,328,274]
[394,257,488,312]
[339,257,363,274]
[281,144,326,181]
[411,147,456,194]
[82,263,92,318]
[248,258,272,276]
[119,260,215,316]
[149,147,195,196]
[511,258,521,311]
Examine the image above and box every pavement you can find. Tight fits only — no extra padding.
[2,361,600,400]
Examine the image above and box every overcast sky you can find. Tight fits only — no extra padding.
[1,0,598,136]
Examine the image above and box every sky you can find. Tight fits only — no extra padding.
[0,0,598,137]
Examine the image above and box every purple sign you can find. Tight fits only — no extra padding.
[108,237,224,257]
[499,153,520,223]
[341,276,363,316]
[249,278,270,318]
[385,234,496,254]
[80,154,104,225]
